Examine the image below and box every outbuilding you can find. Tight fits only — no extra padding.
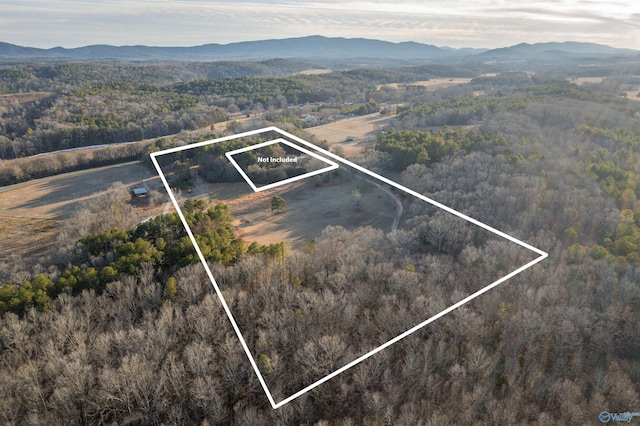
[132,187,148,198]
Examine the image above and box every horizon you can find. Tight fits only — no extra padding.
[2,35,637,53]
[1,0,638,51]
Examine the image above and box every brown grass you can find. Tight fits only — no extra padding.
[190,172,398,250]
[307,113,394,157]
[210,114,264,133]
[376,78,472,91]
[570,77,605,85]
[297,69,333,75]
[0,215,59,260]
[0,162,166,261]
[624,86,640,102]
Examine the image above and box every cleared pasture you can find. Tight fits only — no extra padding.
[376,77,472,90]
[307,113,394,157]
[192,171,399,250]
[297,69,333,75]
[0,162,165,261]
[570,77,605,85]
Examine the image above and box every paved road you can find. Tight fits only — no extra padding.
[0,161,142,194]
[29,141,142,158]
[21,112,262,160]
[2,110,392,196]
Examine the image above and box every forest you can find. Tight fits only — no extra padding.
[0,57,639,425]
[0,62,477,161]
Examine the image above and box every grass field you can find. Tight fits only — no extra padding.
[189,170,399,250]
[297,69,332,75]
[307,113,394,157]
[210,114,264,133]
[0,111,264,263]
[0,108,403,262]
[570,77,605,85]
[0,162,166,262]
[376,77,472,91]
[0,111,392,261]
[569,76,640,101]
[624,80,640,101]
[626,90,640,102]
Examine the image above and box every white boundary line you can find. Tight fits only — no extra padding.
[150,126,548,409]
[225,138,339,192]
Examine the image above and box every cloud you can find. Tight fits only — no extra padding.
[485,5,640,28]
[0,0,638,49]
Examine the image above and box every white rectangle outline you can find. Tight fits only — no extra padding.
[224,137,339,192]
[150,126,548,409]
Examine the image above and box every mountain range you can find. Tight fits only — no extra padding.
[0,36,637,62]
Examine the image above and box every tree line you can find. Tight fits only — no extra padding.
[0,209,636,424]
[0,61,487,161]
[374,127,512,170]
[0,201,283,316]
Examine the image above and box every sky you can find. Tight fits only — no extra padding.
[1,0,639,50]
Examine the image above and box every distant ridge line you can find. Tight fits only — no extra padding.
[0,36,636,61]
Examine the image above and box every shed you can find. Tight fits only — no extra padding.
[132,187,148,198]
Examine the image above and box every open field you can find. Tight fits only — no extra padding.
[0,162,166,261]
[188,168,399,250]
[0,215,58,262]
[624,80,640,101]
[297,68,333,75]
[307,112,394,157]
[569,77,640,101]
[376,77,472,91]
[626,89,640,102]
[570,77,605,85]
[0,110,390,261]
[210,113,264,133]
